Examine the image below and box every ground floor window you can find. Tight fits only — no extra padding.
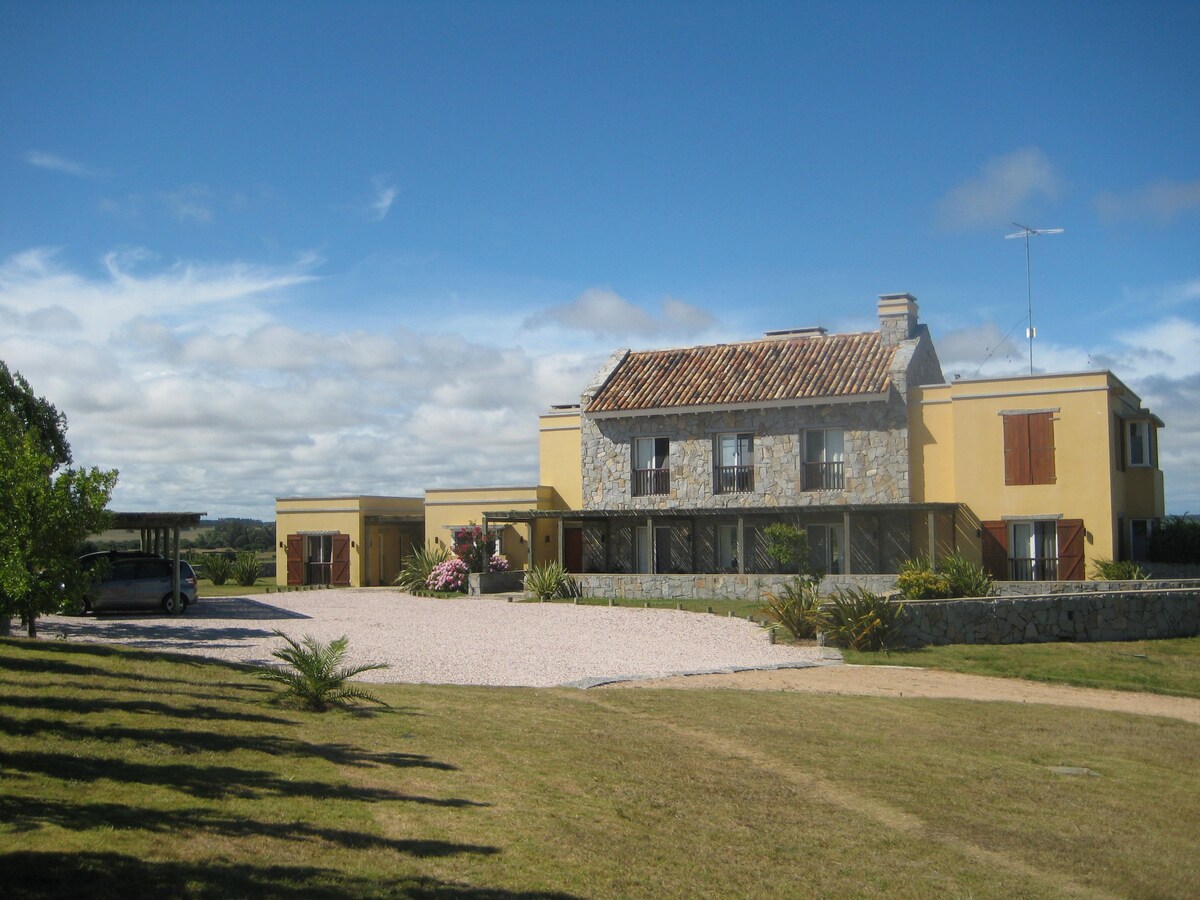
[717,524,740,571]
[1129,519,1155,562]
[306,534,333,585]
[806,524,844,575]
[1009,520,1058,580]
[635,525,673,574]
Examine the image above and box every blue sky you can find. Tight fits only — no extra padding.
[2,1,1198,519]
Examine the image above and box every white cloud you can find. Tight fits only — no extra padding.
[0,247,600,519]
[1096,178,1200,223]
[526,287,717,340]
[937,147,1062,231]
[370,178,397,221]
[25,150,92,177]
[162,184,215,224]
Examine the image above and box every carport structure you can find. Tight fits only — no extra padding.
[110,511,206,608]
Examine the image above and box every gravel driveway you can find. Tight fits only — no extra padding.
[39,588,838,687]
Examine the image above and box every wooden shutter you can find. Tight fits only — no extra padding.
[1057,519,1085,581]
[1028,412,1056,484]
[1003,415,1031,485]
[331,533,351,586]
[286,534,303,586]
[981,521,1009,580]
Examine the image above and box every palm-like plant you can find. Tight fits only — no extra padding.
[394,544,452,591]
[255,631,390,711]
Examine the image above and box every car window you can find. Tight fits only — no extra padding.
[136,560,171,579]
[110,561,138,581]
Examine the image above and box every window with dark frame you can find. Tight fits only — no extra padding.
[1003,412,1056,485]
[802,427,844,491]
[632,436,670,497]
[715,432,754,493]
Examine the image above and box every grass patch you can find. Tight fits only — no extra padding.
[2,637,1197,897]
[845,636,1200,698]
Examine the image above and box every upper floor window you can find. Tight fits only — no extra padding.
[802,428,844,491]
[1126,419,1157,468]
[715,433,754,493]
[632,436,670,496]
[1003,411,1055,485]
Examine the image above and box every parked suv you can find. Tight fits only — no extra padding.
[79,551,198,614]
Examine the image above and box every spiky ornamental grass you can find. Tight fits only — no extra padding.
[255,631,390,711]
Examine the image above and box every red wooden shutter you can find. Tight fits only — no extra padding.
[981,520,1009,580]
[1057,519,1085,581]
[286,534,303,586]
[1003,415,1031,485]
[1029,412,1056,484]
[331,533,351,586]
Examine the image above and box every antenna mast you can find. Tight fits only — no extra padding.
[1005,223,1063,374]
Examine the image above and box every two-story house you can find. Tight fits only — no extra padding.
[487,294,959,576]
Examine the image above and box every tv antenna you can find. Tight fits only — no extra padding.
[1005,222,1063,374]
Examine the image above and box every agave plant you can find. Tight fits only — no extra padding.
[761,575,824,639]
[394,544,452,591]
[1090,558,1147,581]
[232,550,261,587]
[820,587,907,653]
[255,631,390,711]
[524,561,576,600]
[202,552,233,586]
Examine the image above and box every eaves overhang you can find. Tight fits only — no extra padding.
[584,391,890,420]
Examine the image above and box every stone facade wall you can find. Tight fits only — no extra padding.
[570,572,898,601]
[580,397,910,511]
[897,589,1200,646]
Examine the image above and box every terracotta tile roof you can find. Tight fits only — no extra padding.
[586,332,896,414]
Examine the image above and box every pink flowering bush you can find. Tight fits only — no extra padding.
[488,554,510,573]
[426,558,469,593]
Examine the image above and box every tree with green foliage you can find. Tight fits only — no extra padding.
[0,362,118,637]
[762,521,815,575]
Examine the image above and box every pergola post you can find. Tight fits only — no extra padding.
[171,525,181,607]
[736,516,745,575]
[843,511,852,575]
[927,511,937,565]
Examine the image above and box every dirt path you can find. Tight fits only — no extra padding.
[604,664,1200,725]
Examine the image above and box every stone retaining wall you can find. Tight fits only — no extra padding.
[567,572,898,601]
[896,589,1200,647]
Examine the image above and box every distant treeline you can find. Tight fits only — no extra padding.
[88,518,274,553]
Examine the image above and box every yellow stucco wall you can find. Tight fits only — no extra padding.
[538,408,582,510]
[423,486,557,570]
[274,496,423,587]
[911,371,1164,569]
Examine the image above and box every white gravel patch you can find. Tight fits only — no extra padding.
[39,588,838,687]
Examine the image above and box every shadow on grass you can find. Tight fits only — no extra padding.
[2,851,580,899]
[0,713,451,771]
[1,796,492,854]
[0,750,464,802]
[0,637,264,683]
[0,693,291,725]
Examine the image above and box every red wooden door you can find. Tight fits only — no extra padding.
[981,521,1008,580]
[286,534,303,585]
[331,533,351,586]
[1057,519,1085,581]
[564,528,583,573]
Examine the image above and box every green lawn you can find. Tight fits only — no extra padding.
[845,636,1200,698]
[2,638,1197,898]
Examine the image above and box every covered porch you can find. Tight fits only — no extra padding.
[482,503,963,576]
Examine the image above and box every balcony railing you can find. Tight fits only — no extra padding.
[801,460,844,491]
[632,467,670,497]
[715,465,754,494]
[1009,557,1059,581]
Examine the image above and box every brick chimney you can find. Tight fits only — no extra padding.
[878,293,919,345]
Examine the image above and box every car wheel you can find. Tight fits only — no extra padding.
[162,593,185,615]
[83,597,93,614]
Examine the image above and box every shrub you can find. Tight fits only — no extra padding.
[395,544,452,591]
[895,558,950,600]
[203,552,233,586]
[762,576,823,640]
[524,561,576,600]
[427,557,469,593]
[820,587,906,653]
[937,553,993,598]
[452,523,497,573]
[232,551,260,587]
[1148,516,1200,564]
[488,554,510,573]
[762,522,814,575]
[255,631,389,711]
[1090,558,1146,581]
[895,555,991,600]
